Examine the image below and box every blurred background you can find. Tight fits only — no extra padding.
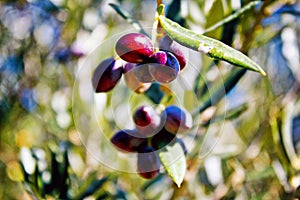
[0,0,300,199]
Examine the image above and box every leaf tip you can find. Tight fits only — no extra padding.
[157,4,165,16]
[260,69,267,77]
[254,64,266,76]
[175,181,182,188]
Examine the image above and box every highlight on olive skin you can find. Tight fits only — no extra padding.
[115,33,154,63]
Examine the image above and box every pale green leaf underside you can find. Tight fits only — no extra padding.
[158,142,186,188]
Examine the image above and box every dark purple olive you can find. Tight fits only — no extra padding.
[92,57,123,93]
[133,106,161,137]
[115,33,154,63]
[110,129,147,153]
[123,63,151,93]
[137,146,160,179]
[134,63,155,83]
[151,128,176,150]
[149,51,180,83]
[159,35,187,70]
[164,105,193,134]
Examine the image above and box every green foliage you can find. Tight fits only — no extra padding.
[158,13,266,75]
[1,0,300,199]
[158,142,186,188]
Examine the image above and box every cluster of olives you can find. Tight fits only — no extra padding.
[92,33,191,179]
[92,33,187,93]
[110,105,192,179]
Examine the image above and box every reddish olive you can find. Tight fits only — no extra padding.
[148,51,168,65]
[149,51,180,83]
[115,33,154,63]
[159,35,187,70]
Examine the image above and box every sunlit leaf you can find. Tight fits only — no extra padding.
[6,161,24,182]
[204,0,224,38]
[158,142,186,187]
[157,6,266,76]
[204,1,261,34]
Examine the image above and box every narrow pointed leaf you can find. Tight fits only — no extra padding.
[158,14,266,76]
[158,142,186,187]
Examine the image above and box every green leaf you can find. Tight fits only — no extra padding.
[76,177,109,200]
[109,3,149,37]
[142,174,164,191]
[204,0,224,38]
[158,142,186,187]
[158,15,266,76]
[204,1,261,34]
[144,83,164,104]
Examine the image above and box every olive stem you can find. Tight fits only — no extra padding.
[152,4,165,52]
